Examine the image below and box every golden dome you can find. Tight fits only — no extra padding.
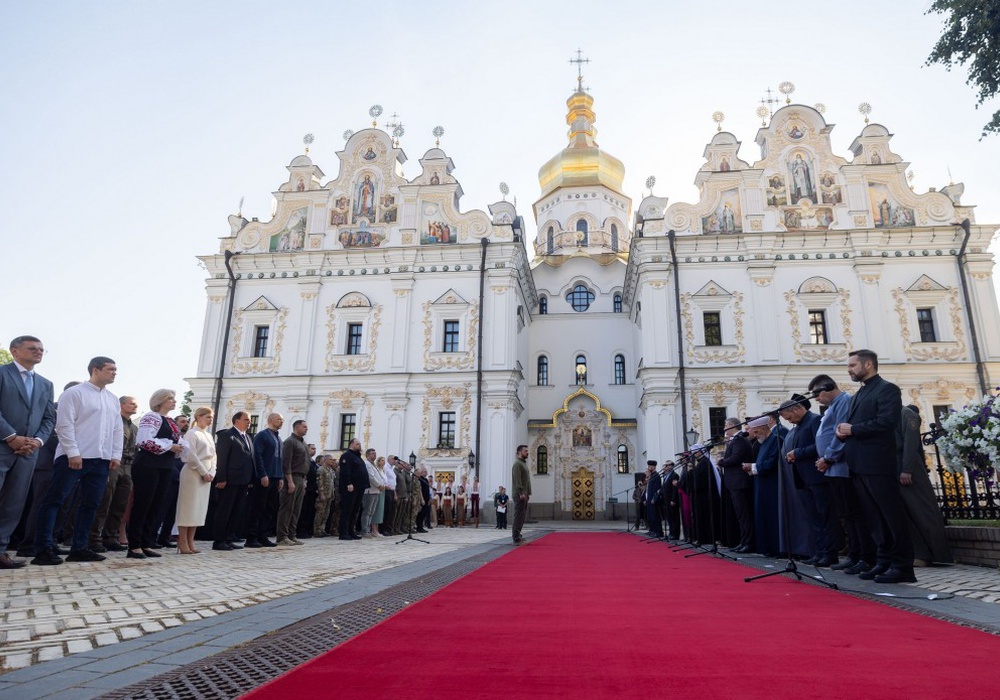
[537,89,625,197]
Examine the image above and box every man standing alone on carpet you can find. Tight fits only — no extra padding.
[511,444,531,544]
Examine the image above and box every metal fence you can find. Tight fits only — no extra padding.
[927,442,1000,522]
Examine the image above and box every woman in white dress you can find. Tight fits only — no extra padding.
[176,407,217,554]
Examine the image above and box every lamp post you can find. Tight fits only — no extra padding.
[468,450,476,471]
[409,452,417,469]
[685,428,699,450]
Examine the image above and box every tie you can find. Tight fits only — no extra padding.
[23,371,34,400]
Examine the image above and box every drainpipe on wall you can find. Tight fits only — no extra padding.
[474,236,489,480]
[955,218,989,396]
[667,230,691,449]
[212,250,240,433]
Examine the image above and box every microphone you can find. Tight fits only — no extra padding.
[805,382,836,398]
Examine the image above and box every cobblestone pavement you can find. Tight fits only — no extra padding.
[0,527,507,675]
[4,522,1000,696]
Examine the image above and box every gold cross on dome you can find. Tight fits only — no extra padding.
[569,49,590,89]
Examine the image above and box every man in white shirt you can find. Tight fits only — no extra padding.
[32,357,123,566]
[380,454,397,535]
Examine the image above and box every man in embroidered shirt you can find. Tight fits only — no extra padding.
[0,335,56,569]
[32,357,122,566]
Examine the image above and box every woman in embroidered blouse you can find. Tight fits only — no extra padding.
[176,407,216,554]
[127,389,183,559]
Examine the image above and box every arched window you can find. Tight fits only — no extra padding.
[617,444,629,474]
[575,354,588,385]
[576,219,589,246]
[537,446,549,475]
[539,296,548,315]
[566,284,595,312]
[614,354,626,385]
[546,226,555,254]
[611,223,619,252]
[537,355,549,386]
[613,293,622,313]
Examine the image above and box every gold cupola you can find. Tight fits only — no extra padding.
[537,87,626,197]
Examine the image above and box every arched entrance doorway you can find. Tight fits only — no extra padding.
[571,467,595,520]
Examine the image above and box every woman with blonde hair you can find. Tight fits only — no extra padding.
[176,407,217,554]
[127,389,183,559]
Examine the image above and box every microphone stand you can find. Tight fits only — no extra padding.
[684,439,738,561]
[744,398,837,589]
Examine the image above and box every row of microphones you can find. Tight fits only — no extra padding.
[804,382,837,398]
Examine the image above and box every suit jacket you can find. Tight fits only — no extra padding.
[252,428,283,480]
[645,470,662,505]
[338,449,367,495]
[662,468,680,506]
[214,427,255,485]
[785,411,822,487]
[718,433,753,490]
[844,374,902,476]
[0,362,56,469]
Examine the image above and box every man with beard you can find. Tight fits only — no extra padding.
[718,417,753,552]
[337,438,366,540]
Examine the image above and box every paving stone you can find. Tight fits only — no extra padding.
[93,632,118,647]
[37,646,65,662]
[66,639,94,654]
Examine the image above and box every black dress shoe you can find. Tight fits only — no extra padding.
[339,536,352,541]
[843,561,873,575]
[212,542,234,551]
[104,542,127,552]
[415,528,428,533]
[126,550,147,559]
[66,549,107,562]
[0,553,26,569]
[874,567,917,584]
[350,535,363,540]
[141,548,162,558]
[245,540,263,548]
[227,541,244,549]
[148,543,164,550]
[31,549,64,566]
[260,539,277,547]
[814,557,839,568]
[831,558,859,571]
[858,562,890,580]
[90,543,107,553]
[801,556,820,565]
[53,546,70,556]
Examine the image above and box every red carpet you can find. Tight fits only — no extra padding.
[246,533,1000,699]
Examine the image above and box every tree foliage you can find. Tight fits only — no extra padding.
[0,348,11,365]
[926,1,1000,138]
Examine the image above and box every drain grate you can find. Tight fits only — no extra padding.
[97,543,511,700]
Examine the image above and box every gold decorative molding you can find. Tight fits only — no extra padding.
[971,271,993,281]
[401,232,414,245]
[300,290,319,300]
[891,287,966,361]
[647,280,668,289]
[860,274,880,285]
[229,307,288,375]
[853,215,867,227]
[783,288,852,362]
[319,388,368,449]
[324,303,383,372]
[908,378,977,405]
[421,300,479,371]
[225,391,275,427]
[680,292,746,364]
[420,384,473,449]
[393,289,410,297]
[752,277,772,287]
[689,379,747,441]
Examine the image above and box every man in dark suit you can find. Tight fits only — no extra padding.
[0,336,56,569]
[718,417,754,552]
[212,412,255,551]
[644,460,663,538]
[248,412,284,547]
[661,461,681,540]
[836,349,914,583]
[780,394,837,567]
[338,438,366,540]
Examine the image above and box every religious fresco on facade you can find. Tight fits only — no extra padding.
[572,425,592,447]
[701,188,742,233]
[353,174,377,221]
[268,207,307,252]
[420,201,456,244]
[339,220,384,248]
[362,146,378,161]
[330,196,350,226]
[868,183,915,228]
[766,174,788,207]
[379,194,398,224]
[781,204,834,231]
[787,124,805,140]
[787,152,817,203]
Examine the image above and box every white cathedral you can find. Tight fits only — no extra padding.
[189,79,1000,521]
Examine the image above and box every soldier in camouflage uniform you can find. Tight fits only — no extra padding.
[314,455,336,537]
[393,458,411,533]
[410,466,425,532]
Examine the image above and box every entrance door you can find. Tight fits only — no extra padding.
[571,467,595,520]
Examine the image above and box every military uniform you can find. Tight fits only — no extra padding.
[313,464,335,536]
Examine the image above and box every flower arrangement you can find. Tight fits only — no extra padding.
[937,392,1000,480]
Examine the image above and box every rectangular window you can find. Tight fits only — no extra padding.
[703,312,722,346]
[932,404,951,425]
[438,412,456,448]
[536,446,548,475]
[346,323,363,355]
[808,310,828,344]
[617,445,629,474]
[253,325,269,358]
[443,320,460,352]
[917,308,937,342]
[339,414,356,450]
[247,414,259,438]
[708,407,728,442]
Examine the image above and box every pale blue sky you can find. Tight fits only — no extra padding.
[1,1,997,410]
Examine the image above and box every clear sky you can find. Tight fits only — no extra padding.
[1,1,997,411]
